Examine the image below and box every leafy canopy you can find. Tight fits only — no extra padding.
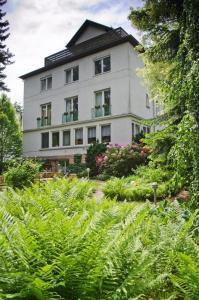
[0,94,22,173]
[129,0,199,198]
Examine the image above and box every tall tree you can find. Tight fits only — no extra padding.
[0,0,13,91]
[0,94,22,173]
[129,0,199,198]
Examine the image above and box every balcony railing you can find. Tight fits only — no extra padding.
[91,105,111,119]
[37,117,51,128]
[62,111,78,123]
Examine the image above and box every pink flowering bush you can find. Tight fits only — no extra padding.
[96,143,149,177]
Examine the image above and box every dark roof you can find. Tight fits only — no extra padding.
[66,19,112,47]
[20,24,140,80]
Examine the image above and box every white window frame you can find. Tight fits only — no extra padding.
[63,130,71,147]
[146,93,150,108]
[87,126,96,144]
[94,55,111,75]
[52,131,60,148]
[75,128,83,145]
[40,75,52,91]
[65,66,79,84]
[101,124,111,143]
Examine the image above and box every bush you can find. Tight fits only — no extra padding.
[86,141,107,176]
[103,166,184,201]
[4,159,40,189]
[0,180,198,299]
[96,143,149,177]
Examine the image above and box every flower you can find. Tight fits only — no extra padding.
[131,144,137,149]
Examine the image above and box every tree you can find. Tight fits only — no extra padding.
[129,0,199,198]
[0,0,14,91]
[0,94,22,173]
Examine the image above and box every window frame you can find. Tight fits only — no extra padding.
[75,128,83,145]
[65,65,79,84]
[63,130,71,146]
[41,132,49,149]
[94,55,111,76]
[146,93,150,109]
[52,131,60,147]
[40,102,51,126]
[40,75,52,92]
[94,88,111,117]
[101,124,111,143]
[87,126,96,144]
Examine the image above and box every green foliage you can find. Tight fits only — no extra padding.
[97,144,149,177]
[74,154,82,164]
[0,179,198,299]
[129,0,199,198]
[0,0,14,91]
[4,159,41,189]
[103,166,183,201]
[0,94,22,174]
[86,141,107,176]
[66,163,87,177]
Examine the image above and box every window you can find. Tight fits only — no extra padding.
[41,132,49,148]
[52,132,59,147]
[75,128,83,145]
[41,103,51,126]
[41,76,52,91]
[88,127,96,144]
[95,56,110,75]
[147,127,151,134]
[143,126,147,134]
[146,93,150,108]
[135,124,140,135]
[65,66,79,84]
[132,123,135,136]
[64,96,78,122]
[94,89,111,117]
[101,125,111,143]
[63,130,70,146]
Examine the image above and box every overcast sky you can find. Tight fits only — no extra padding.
[4,0,142,104]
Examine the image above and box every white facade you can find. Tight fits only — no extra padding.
[22,21,154,163]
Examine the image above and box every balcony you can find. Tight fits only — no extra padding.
[62,111,78,123]
[37,117,51,128]
[91,105,111,119]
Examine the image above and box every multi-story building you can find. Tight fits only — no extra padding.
[20,20,155,165]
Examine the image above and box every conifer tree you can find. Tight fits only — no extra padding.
[0,0,13,91]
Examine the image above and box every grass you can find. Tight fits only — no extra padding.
[0,178,198,299]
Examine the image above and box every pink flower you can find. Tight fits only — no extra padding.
[131,144,137,149]
[104,155,108,161]
[141,150,145,156]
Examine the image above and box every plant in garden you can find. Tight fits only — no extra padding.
[4,159,41,189]
[0,94,22,173]
[0,179,198,299]
[129,0,199,199]
[86,141,107,176]
[96,143,149,177]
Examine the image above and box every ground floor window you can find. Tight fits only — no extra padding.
[52,132,59,147]
[41,132,49,148]
[63,130,70,146]
[88,127,96,144]
[75,128,83,145]
[101,124,111,143]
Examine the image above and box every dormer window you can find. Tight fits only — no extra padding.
[95,56,111,75]
[65,66,79,84]
[41,76,52,91]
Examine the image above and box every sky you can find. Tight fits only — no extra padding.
[4,0,142,104]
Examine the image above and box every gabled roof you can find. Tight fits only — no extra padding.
[66,19,112,47]
[20,20,140,80]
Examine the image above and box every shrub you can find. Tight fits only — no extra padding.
[4,159,40,189]
[0,180,198,299]
[96,143,149,177]
[86,141,107,176]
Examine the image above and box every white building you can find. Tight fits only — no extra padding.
[21,20,155,165]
